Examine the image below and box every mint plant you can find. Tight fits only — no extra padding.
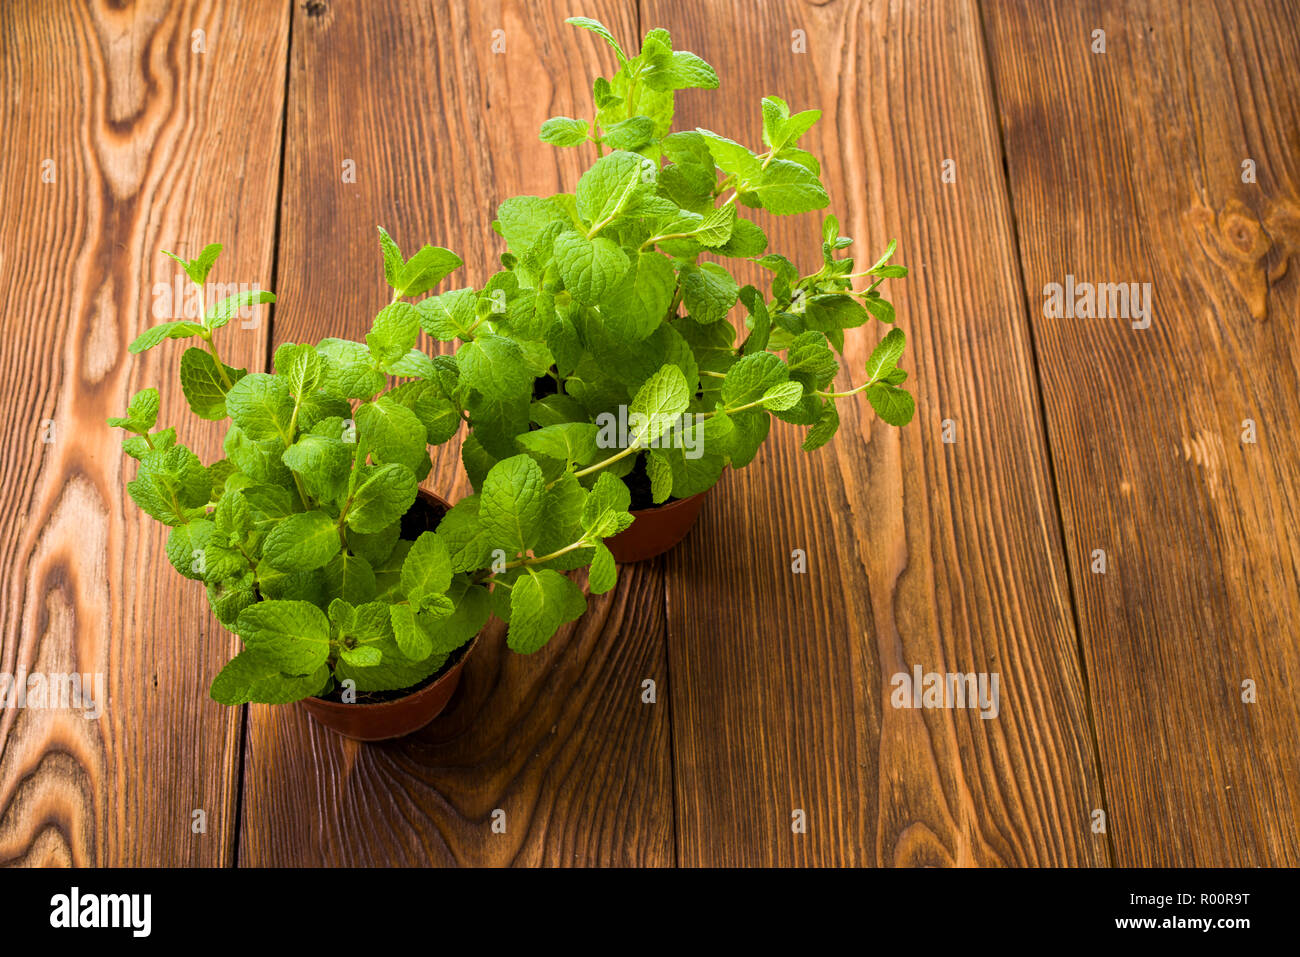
[412,17,913,509]
[112,243,632,706]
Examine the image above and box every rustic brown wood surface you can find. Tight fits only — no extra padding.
[983,0,1300,865]
[0,0,290,865]
[649,0,1106,866]
[0,0,1295,867]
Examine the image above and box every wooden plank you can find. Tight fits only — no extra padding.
[647,0,1108,865]
[0,0,290,865]
[237,0,675,867]
[983,0,1300,864]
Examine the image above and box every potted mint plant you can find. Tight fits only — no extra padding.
[411,17,914,561]
[112,243,632,740]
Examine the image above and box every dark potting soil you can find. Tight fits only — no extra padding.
[314,492,462,706]
[623,455,680,512]
[532,375,560,400]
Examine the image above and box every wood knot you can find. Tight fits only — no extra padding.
[1185,197,1296,321]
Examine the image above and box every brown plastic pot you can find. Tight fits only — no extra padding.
[297,489,479,742]
[605,487,711,563]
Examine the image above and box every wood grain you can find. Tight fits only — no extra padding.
[647,0,1108,866]
[983,0,1300,865]
[236,0,676,867]
[0,0,289,865]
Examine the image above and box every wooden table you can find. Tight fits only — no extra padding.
[2,0,1297,867]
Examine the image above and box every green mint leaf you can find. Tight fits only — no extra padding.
[417,287,478,341]
[282,431,351,502]
[385,349,438,379]
[457,333,533,400]
[206,572,258,627]
[494,196,569,253]
[422,581,490,654]
[207,289,275,331]
[165,519,217,581]
[786,330,840,388]
[780,108,821,148]
[694,204,736,247]
[540,116,591,146]
[865,382,914,426]
[323,551,378,605]
[394,245,462,298]
[646,448,673,504]
[722,351,788,408]
[516,422,599,469]
[507,568,587,654]
[598,251,675,340]
[738,286,771,355]
[263,510,342,572]
[389,603,433,660]
[553,231,630,304]
[588,542,617,594]
[575,151,650,228]
[165,243,223,286]
[210,649,327,705]
[316,338,386,399]
[355,396,428,473]
[680,261,739,324]
[235,600,332,673]
[377,227,404,287]
[532,471,588,559]
[177,347,245,421]
[366,302,422,363]
[803,399,840,450]
[566,16,628,65]
[214,488,252,541]
[127,320,206,354]
[339,644,382,667]
[805,293,869,334]
[299,392,355,434]
[868,239,898,273]
[629,364,690,445]
[223,425,292,486]
[333,628,446,693]
[695,130,763,181]
[346,463,418,534]
[866,327,906,382]
[127,445,210,526]
[761,95,789,148]
[479,454,545,556]
[401,531,453,609]
[273,342,324,396]
[436,495,492,573]
[861,293,896,324]
[122,428,175,460]
[743,159,829,215]
[761,380,804,410]
[388,379,461,446]
[466,391,529,461]
[346,520,401,567]
[225,373,294,442]
[602,115,656,151]
[107,387,160,434]
[581,471,634,537]
[663,50,718,90]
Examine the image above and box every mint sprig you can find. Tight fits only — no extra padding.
[447,17,913,505]
[111,241,632,707]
